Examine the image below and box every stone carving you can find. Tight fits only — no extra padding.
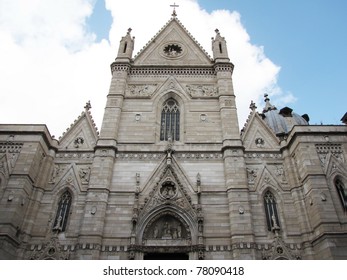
[163,44,183,57]
[261,236,301,260]
[160,182,176,199]
[144,215,187,240]
[315,143,344,167]
[79,166,91,184]
[49,164,64,184]
[245,153,282,159]
[255,137,265,148]
[0,142,23,153]
[29,237,70,260]
[246,168,257,184]
[200,114,207,122]
[56,153,94,159]
[175,152,223,160]
[0,142,23,170]
[127,84,157,97]
[224,99,232,106]
[136,173,140,186]
[134,114,141,122]
[73,137,84,148]
[186,85,218,97]
[116,153,165,161]
[275,165,287,182]
[129,67,216,77]
[110,64,130,74]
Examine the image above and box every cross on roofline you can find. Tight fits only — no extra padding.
[170,2,179,17]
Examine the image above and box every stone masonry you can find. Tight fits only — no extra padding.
[0,14,346,260]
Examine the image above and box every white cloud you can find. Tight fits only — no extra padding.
[106,0,285,128]
[0,0,290,137]
[0,0,112,137]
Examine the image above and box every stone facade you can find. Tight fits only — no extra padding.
[0,16,347,260]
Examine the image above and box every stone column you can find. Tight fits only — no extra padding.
[216,64,255,259]
[77,62,129,259]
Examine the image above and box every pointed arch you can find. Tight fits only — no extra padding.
[137,204,198,245]
[52,189,72,232]
[334,177,347,212]
[263,189,280,231]
[160,98,180,141]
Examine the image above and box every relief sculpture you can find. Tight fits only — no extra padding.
[145,215,187,240]
[186,85,218,97]
[127,84,157,97]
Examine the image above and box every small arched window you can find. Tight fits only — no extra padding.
[264,190,280,231]
[52,190,72,232]
[335,179,347,212]
[160,98,180,141]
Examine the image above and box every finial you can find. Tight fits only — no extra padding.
[84,100,91,111]
[263,93,277,113]
[170,2,179,17]
[249,100,257,111]
[127,28,132,35]
[215,29,220,34]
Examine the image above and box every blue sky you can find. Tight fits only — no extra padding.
[88,0,347,124]
[0,0,346,137]
[199,0,347,124]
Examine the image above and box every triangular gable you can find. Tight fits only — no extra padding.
[58,107,99,151]
[254,165,285,193]
[152,76,190,100]
[324,152,347,177]
[138,155,198,220]
[242,112,279,150]
[52,163,87,193]
[134,18,213,66]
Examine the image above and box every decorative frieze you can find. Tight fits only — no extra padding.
[129,67,216,77]
[126,84,157,97]
[29,237,71,260]
[244,153,282,159]
[110,64,131,74]
[175,152,223,160]
[0,142,23,153]
[55,153,94,160]
[116,153,165,160]
[186,84,218,97]
[214,64,234,73]
[315,143,344,166]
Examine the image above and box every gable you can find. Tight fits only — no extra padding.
[242,112,280,150]
[134,18,213,66]
[58,110,98,151]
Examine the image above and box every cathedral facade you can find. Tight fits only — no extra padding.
[0,14,347,260]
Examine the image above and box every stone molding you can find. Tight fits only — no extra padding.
[316,143,344,167]
[244,152,282,159]
[130,67,216,77]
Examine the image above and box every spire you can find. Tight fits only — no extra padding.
[212,28,230,62]
[170,2,179,17]
[262,94,277,113]
[116,28,135,62]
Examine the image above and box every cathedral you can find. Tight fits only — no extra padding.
[0,10,347,260]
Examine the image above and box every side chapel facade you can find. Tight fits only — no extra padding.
[0,13,347,260]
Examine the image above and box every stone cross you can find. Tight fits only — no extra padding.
[170,2,179,17]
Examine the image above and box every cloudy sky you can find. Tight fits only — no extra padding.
[0,0,346,138]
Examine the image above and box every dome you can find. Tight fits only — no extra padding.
[261,95,309,136]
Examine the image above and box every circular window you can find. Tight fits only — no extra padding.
[161,42,185,59]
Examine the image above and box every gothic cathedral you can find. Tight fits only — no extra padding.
[0,13,347,260]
